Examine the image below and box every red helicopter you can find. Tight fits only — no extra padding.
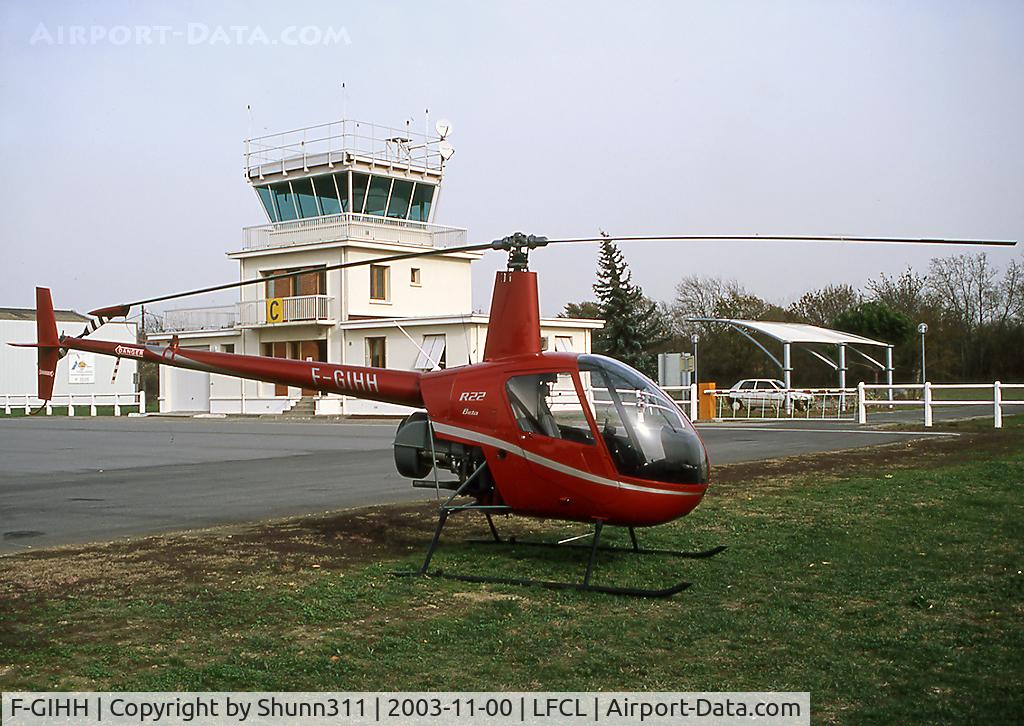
[18,232,1015,596]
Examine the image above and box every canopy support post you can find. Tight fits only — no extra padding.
[838,343,847,409]
[783,343,792,413]
[885,346,894,402]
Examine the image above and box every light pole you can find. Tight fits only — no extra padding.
[917,322,928,384]
[691,333,700,389]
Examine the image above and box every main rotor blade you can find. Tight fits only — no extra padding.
[88,232,1016,317]
[89,241,494,317]
[543,234,1018,247]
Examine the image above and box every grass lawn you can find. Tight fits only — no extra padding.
[1,418,1022,724]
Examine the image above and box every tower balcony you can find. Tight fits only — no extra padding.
[238,212,467,254]
[237,295,335,328]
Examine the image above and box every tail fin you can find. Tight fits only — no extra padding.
[35,287,60,402]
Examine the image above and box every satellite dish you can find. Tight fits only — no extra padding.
[438,140,455,161]
[435,119,452,139]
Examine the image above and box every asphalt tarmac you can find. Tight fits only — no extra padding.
[0,413,981,553]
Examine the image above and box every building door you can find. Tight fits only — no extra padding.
[299,340,327,395]
[167,346,211,411]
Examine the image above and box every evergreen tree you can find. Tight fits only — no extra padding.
[559,300,602,319]
[592,237,666,375]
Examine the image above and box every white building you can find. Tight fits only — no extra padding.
[152,119,601,416]
[0,308,138,410]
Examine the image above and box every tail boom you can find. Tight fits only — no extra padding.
[61,336,424,408]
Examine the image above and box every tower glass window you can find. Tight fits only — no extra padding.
[256,186,278,222]
[351,173,370,213]
[387,179,414,219]
[408,183,435,222]
[291,178,319,218]
[364,175,392,216]
[270,182,298,221]
[337,173,350,212]
[312,175,342,216]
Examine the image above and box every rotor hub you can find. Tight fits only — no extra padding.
[491,232,548,271]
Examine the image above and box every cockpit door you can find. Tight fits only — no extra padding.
[503,371,614,519]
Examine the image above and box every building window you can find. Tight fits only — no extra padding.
[410,267,421,286]
[370,265,390,301]
[366,337,387,368]
[554,335,574,352]
[408,183,435,222]
[414,334,446,370]
[264,266,326,298]
[221,344,235,354]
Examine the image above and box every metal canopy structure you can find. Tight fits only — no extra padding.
[687,318,894,394]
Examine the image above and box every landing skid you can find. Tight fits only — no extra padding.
[396,501,723,598]
[469,532,727,560]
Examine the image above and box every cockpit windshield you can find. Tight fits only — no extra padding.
[578,354,708,484]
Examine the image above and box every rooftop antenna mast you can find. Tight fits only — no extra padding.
[341,81,347,121]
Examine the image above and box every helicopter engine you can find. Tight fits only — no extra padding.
[393,411,490,493]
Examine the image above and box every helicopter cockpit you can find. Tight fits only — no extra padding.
[504,355,709,485]
[578,355,708,484]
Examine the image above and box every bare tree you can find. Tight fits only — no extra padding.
[789,284,861,326]
[998,255,1024,324]
[866,267,930,321]
[926,253,1003,331]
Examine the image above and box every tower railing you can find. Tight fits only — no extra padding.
[240,212,467,252]
[245,119,447,176]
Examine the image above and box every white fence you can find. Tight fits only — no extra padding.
[858,381,1022,428]
[658,382,1019,428]
[2,392,146,416]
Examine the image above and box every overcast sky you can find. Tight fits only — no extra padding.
[1,0,1021,318]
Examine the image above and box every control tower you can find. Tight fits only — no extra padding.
[244,118,453,225]
[152,118,601,416]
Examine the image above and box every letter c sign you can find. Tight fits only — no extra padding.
[267,298,284,324]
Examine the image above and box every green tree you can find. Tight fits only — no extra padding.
[833,301,913,345]
[592,237,666,375]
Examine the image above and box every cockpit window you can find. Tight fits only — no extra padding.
[506,372,595,445]
[578,354,706,484]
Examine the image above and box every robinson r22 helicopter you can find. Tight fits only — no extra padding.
[19,232,1015,596]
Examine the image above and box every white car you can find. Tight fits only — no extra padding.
[728,379,814,411]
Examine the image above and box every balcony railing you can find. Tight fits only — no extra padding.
[238,295,334,328]
[240,212,467,252]
[161,296,334,332]
[162,306,238,332]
